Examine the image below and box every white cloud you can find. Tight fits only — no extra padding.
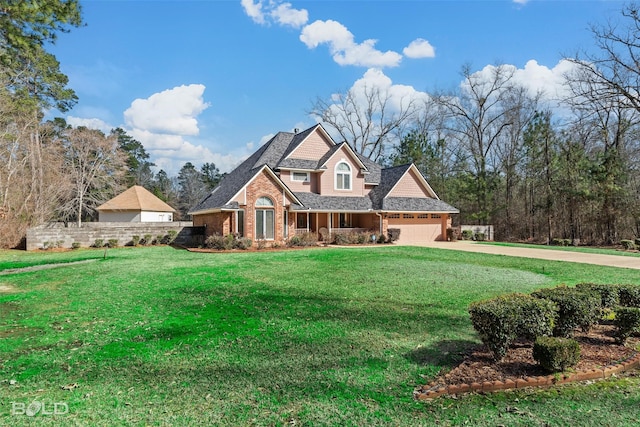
[124,84,209,136]
[241,0,265,24]
[241,0,308,28]
[271,2,308,28]
[66,116,114,134]
[300,20,402,68]
[403,38,436,59]
[513,0,530,5]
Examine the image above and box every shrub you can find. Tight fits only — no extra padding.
[205,234,231,250]
[166,230,178,244]
[618,284,640,307]
[446,228,457,241]
[233,237,252,250]
[613,306,640,344]
[469,293,557,361]
[93,239,104,248]
[131,235,141,246]
[288,232,318,247]
[71,242,81,250]
[333,232,350,245]
[154,235,163,245]
[474,232,486,241]
[143,234,153,246]
[107,239,119,248]
[575,283,620,310]
[635,238,640,247]
[621,239,637,250]
[532,286,601,337]
[387,228,401,242]
[533,336,580,372]
[377,233,387,244]
[56,240,64,248]
[461,229,474,240]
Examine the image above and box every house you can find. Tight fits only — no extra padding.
[189,124,458,245]
[97,185,176,222]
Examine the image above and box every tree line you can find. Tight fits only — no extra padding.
[310,4,640,245]
[2,1,639,248]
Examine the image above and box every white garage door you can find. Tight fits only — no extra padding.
[388,216,442,244]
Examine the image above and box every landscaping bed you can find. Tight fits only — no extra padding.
[420,324,639,392]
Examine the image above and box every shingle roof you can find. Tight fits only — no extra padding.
[189,124,458,215]
[97,186,176,212]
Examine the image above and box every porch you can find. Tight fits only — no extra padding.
[291,211,380,241]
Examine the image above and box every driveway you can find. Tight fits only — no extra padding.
[419,240,640,270]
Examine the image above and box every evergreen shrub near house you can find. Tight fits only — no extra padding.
[131,235,141,246]
[288,232,318,247]
[143,234,153,246]
[107,239,118,248]
[618,284,640,307]
[71,242,81,250]
[532,286,601,337]
[377,233,387,244]
[469,293,557,361]
[613,306,640,344]
[166,230,178,244]
[474,232,486,241]
[205,234,252,250]
[575,283,620,310]
[533,336,581,372]
[387,228,401,242]
[93,239,104,248]
[621,239,637,250]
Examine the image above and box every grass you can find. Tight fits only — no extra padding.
[478,240,640,257]
[0,245,639,425]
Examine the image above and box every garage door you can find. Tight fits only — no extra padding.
[388,216,442,244]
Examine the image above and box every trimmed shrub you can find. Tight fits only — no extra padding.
[461,229,474,240]
[387,228,401,242]
[93,239,104,248]
[474,232,486,241]
[131,235,141,246]
[107,239,118,248]
[533,336,580,372]
[469,293,557,361]
[332,232,350,245]
[551,238,571,246]
[575,283,620,310]
[621,239,637,250]
[532,286,601,337]
[205,234,232,250]
[377,233,387,244]
[613,306,640,344]
[618,284,640,308]
[288,232,318,247]
[71,242,81,250]
[143,234,153,246]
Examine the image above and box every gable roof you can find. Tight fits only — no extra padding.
[97,185,175,212]
[189,124,457,215]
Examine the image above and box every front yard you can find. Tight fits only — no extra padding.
[1,246,639,425]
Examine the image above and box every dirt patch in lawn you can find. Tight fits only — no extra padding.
[422,324,638,390]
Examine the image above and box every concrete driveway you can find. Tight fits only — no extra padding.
[419,240,640,270]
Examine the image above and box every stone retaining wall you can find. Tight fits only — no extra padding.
[26,222,203,250]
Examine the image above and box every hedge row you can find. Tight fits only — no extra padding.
[469,283,640,363]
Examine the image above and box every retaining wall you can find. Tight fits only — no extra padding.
[26,222,202,250]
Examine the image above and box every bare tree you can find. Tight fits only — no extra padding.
[58,126,126,227]
[435,64,524,223]
[309,84,419,162]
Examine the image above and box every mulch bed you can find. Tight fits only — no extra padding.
[422,324,639,390]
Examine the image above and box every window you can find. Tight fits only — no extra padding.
[403,214,415,219]
[387,213,400,219]
[335,162,351,190]
[236,210,244,237]
[292,172,310,182]
[296,213,307,229]
[417,214,429,219]
[431,213,442,219]
[255,197,275,239]
[339,213,351,228]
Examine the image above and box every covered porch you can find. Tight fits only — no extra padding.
[291,211,381,241]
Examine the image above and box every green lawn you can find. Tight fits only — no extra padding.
[1,246,639,426]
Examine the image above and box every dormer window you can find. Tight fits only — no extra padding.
[291,171,310,182]
[335,161,351,190]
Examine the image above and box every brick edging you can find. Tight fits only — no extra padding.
[414,352,640,400]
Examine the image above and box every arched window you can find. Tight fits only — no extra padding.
[255,196,275,239]
[335,161,351,190]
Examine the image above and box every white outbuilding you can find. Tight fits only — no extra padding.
[97,185,176,222]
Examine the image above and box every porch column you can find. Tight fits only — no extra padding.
[306,212,309,232]
[441,215,448,241]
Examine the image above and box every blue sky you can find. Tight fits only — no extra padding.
[49,0,627,175]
